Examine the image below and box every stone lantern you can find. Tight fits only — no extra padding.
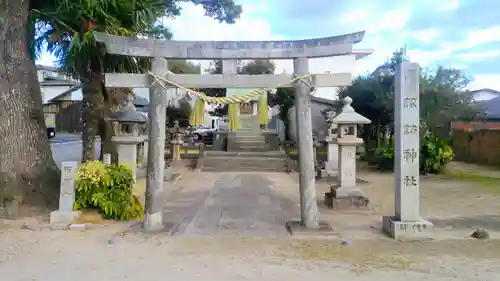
[323,108,339,175]
[325,96,371,208]
[107,95,148,183]
[170,120,184,163]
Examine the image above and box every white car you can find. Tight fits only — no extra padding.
[190,125,216,144]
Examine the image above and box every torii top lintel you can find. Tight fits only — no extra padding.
[93,31,365,60]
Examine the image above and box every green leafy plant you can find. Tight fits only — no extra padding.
[74,161,143,220]
[375,143,394,171]
[420,134,454,174]
[373,134,454,174]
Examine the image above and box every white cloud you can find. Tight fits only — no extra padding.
[410,29,440,43]
[166,2,280,41]
[455,50,500,60]
[407,49,454,66]
[462,26,500,47]
[441,26,500,51]
[439,0,460,11]
[369,7,412,34]
[467,74,500,91]
[164,2,284,72]
[340,9,370,25]
[33,2,500,93]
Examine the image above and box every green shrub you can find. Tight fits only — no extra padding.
[375,144,394,171]
[74,161,143,220]
[373,134,454,174]
[420,134,454,174]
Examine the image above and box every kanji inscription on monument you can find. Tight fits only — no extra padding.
[395,63,420,221]
[382,61,434,238]
[402,148,418,162]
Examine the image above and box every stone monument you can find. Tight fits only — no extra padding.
[94,30,369,232]
[50,161,80,229]
[107,95,148,184]
[382,62,433,239]
[324,96,370,209]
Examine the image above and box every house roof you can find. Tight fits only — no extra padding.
[352,49,373,60]
[311,95,338,106]
[469,88,500,94]
[47,83,150,108]
[134,96,149,107]
[476,96,500,119]
[40,79,78,87]
[46,84,82,103]
[36,64,60,72]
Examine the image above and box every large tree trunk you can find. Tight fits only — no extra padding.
[81,64,105,162]
[0,0,60,209]
[81,62,119,163]
[98,100,118,163]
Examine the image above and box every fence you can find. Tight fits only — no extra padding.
[452,127,500,167]
[43,100,82,133]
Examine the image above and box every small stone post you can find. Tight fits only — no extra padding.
[50,161,80,229]
[144,57,168,232]
[292,57,319,229]
[141,136,149,168]
[103,153,111,165]
[382,62,433,239]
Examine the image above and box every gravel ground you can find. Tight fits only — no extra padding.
[0,225,500,281]
[2,164,500,281]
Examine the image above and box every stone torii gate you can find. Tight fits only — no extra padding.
[94,31,366,232]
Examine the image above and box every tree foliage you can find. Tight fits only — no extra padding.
[239,59,275,75]
[337,48,482,162]
[168,60,201,74]
[204,59,276,117]
[202,60,228,117]
[31,0,242,161]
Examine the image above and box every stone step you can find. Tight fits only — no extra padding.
[228,141,269,148]
[231,138,266,143]
[200,156,286,172]
[204,151,286,158]
[227,147,273,153]
[231,131,263,136]
[229,140,266,145]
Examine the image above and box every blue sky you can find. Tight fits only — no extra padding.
[37,0,500,90]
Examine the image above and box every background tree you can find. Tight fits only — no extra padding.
[0,0,61,209]
[239,60,275,75]
[166,60,200,127]
[203,60,276,117]
[419,66,480,139]
[337,47,481,164]
[202,60,229,117]
[271,88,295,140]
[35,0,242,162]
[0,0,242,209]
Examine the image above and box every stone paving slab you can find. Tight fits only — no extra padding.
[173,172,300,236]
